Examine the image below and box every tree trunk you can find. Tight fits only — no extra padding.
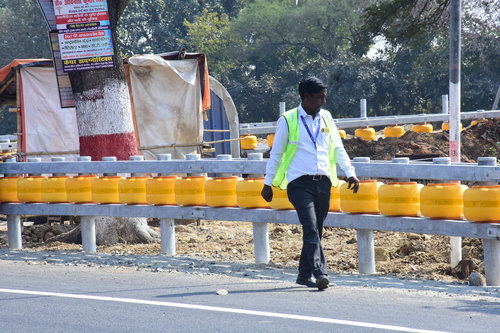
[51,217,159,245]
[68,0,136,162]
[60,0,158,246]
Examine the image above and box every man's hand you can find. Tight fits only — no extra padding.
[261,184,273,202]
[347,176,360,194]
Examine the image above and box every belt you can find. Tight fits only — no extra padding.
[303,175,326,181]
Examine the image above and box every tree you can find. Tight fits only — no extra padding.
[0,0,52,67]
[53,0,158,245]
[360,0,451,48]
[0,0,52,135]
[117,0,242,56]
[225,0,374,122]
[360,0,500,113]
[180,9,243,83]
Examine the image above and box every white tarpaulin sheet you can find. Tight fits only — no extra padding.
[128,55,203,160]
[20,67,79,161]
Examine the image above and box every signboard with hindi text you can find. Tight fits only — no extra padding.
[49,32,76,108]
[53,0,115,72]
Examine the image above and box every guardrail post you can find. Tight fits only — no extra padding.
[357,229,375,274]
[432,157,462,268]
[352,157,371,181]
[81,215,96,252]
[360,99,367,118]
[3,159,22,248]
[477,157,500,286]
[279,102,286,116]
[357,157,408,274]
[483,238,500,286]
[160,218,176,255]
[216,154,233,177]
[248,153,270,264]
[442,95,449,114]
[352,156,375,273]
[478,157,498,186]
[392,157,410,182]
[7,214,22,249]
[433,157,451,183]
[155,154,177,256]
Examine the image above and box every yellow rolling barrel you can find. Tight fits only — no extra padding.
[66,156,97,204]
[42,176,71,203]
[383,125,405,138]
[146,176,178,205]
[92,156,122,204]
[175,176,208,206]
[240,135,258,150]
[378,182,423,217]
[412,123,433,133]
[329,179,346,212]
[236,177,270,208]
[0,176,21,202]
[463,185,500,222]
[269,186,294,210]
[354,127,376,141]
[420,183,468,219]
[205,176,238,207]
[340,180,382,214]
[17,158,46,203]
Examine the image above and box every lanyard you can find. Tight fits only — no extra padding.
[300,115,321,146]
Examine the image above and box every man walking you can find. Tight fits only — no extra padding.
[261,77,359,290]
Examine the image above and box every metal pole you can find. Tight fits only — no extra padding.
[492,85,500,110]
[160,218,176,255]
[81,216,96,252]
[253,222,270,264]
[442,95,449,114]
[449,0,462,269]
[279,102,286,116]
[360,99,367,118]
[483,239,500,286]
[357,229,375,274]
[7,214,22,249]
[247,153,270,264]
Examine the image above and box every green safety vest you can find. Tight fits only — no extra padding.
[271,108,338,189]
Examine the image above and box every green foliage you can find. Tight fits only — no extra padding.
[225,0,374,122]
[0,0,52,68]
[180,9,242,82]
[0,0,498,127]
[360,0,450,48]
[117,0,242,55]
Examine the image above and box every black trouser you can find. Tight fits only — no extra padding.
[287,175,331,279]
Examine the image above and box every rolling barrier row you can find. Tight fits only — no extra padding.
[1,154,500,285]
[239,109,500,135]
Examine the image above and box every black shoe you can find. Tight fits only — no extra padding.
[296,276,317,288]
[316,275,329,290]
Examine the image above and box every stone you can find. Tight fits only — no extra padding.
[375,247,390,261]
[468,272,485,286]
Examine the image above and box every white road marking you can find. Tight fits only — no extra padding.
[0,288,450,333]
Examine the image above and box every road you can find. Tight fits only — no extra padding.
[1,257,499,333]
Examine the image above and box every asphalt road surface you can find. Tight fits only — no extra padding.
[1,258,499,333]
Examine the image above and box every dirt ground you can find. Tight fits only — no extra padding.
[0,219,485,283]
[1,119,499,283]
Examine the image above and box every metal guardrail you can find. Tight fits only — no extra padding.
[239,109,500,134]
[2,158,500,182]
[1,155,500,286]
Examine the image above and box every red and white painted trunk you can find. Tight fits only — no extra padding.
[74,78,138,161]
